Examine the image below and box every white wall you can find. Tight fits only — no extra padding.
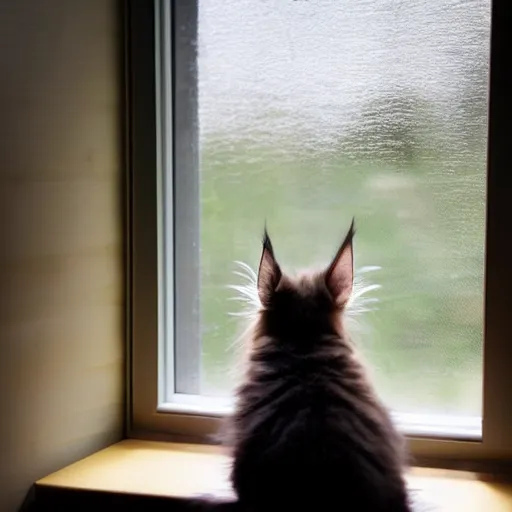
[0,1,124,509]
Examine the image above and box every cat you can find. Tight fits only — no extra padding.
[191,220,413,512]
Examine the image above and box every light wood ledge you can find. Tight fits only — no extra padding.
[35,439,512,511]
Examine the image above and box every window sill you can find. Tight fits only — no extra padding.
[34,439,512,511]
[160,394,483,440]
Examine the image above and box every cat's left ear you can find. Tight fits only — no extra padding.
[325,218,355,306]
[258,228,282,306]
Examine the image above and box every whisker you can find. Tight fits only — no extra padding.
[234,260,258,280]
[226,260,261,325]
[358,265,382,273]
[346,266,382,322]
[233,270,256,282]
[228,311,255,317]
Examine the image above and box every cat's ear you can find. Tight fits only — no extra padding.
[258,227,282,306]
[325,218,355,305]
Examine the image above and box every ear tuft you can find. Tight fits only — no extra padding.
[325,218,355,306]
[257,227,281,306]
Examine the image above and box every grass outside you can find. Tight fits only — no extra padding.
[197,134,485,417]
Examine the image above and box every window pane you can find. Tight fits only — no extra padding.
[195,0,489,417]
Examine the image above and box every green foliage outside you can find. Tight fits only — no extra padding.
[198,90,486,417]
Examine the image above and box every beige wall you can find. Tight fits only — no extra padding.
[0,1,124,510]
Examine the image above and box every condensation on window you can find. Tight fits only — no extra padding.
[196,0,489,417]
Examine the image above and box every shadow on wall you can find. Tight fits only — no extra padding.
[0,0,125,510]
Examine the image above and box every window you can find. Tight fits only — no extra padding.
[129,0,512,466]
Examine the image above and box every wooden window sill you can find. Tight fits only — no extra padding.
[34,439,512,511]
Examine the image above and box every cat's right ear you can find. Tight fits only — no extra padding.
[258,228,282,306]
[325,218,355,306]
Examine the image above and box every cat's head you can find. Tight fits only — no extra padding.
[255,220,356,339]
[228,220,380,352]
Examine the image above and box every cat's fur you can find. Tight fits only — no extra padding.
[194,221,412,511]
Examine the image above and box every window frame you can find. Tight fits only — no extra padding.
[126,0,512,469]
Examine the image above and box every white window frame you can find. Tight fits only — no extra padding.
[127,0,512,470]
